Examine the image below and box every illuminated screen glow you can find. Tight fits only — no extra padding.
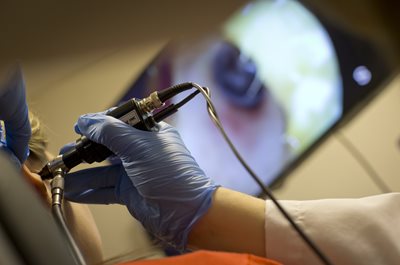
[122,0,343,195]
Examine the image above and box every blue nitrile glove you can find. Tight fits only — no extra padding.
[0,66,31,166]
[64,113,218,251]
[0,121,21,167]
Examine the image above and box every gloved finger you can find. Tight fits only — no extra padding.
[65,187,119,204]
[59,141,76,155]
[107,154,123,165]
[66,166,145,215]
[64,164,126,194]
[77,114,183,163]
[74,107,117,135]
[75,113,132,153]
[74,123,81,135]
[116,175,146,220]
[65,130,122,164]
[155,121,174,132]
[0,66,31,164]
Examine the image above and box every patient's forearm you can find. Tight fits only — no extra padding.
[188,187,266,256]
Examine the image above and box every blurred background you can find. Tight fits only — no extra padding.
[1,0,399,261]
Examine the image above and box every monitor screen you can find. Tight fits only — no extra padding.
[118,0,393,195]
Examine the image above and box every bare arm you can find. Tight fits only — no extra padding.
[188,187,266,256]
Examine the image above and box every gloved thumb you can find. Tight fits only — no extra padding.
[59,141,75,155]
[75,113,136,156]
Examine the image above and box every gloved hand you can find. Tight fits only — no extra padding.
[64,113,218,251]
[0,66,31,166]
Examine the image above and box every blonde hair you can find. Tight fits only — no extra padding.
[26,111,49,170]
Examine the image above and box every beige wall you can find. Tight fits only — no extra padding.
[1,0,399,261]
[273,74,400,200]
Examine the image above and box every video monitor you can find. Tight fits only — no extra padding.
[117,0,394,195]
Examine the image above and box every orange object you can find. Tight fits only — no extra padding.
[118,250,281,265]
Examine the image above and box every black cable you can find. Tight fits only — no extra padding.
[174,89,201,109]
[190,82,334,265]
[154,90,201,122]
[157,82,194,103]
[51,172,86,265]
[52,204,86,265]
[335,131,391,193]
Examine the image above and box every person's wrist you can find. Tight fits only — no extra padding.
[149,184,219,252]
[179,184,219,251]
[187,187,266,256]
